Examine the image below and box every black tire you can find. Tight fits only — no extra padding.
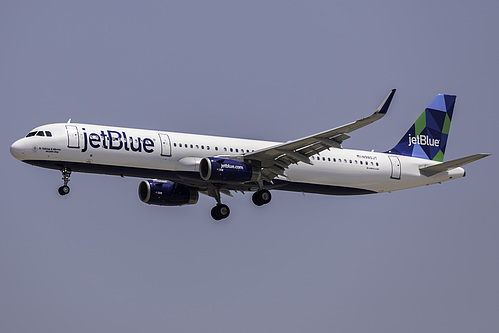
[211,206,222,220]
[58,185,70,196]
[258,190,271,204]
[252,190,271,206]
[252,192,263,206]
[211,204,230,220]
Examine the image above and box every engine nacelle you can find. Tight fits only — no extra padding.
[138,180,199,206]
[199,157,261,183]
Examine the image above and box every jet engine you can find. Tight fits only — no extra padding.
[138,180,199,206]
[199,157,261,183]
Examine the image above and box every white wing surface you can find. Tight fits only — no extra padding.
[242,89,396,181]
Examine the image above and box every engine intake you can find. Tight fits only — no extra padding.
[199,157,261,183]
[138,180,198,206]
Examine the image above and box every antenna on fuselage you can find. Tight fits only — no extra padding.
[67,118,72,123]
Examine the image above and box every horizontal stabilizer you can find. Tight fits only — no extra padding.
[420,153,490,177]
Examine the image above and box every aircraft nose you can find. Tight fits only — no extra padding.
[10,139,26,160]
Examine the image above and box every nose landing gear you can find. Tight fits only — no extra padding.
[58,167,71,196]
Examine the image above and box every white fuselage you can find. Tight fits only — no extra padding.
[10,123,465,194]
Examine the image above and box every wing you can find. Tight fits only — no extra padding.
[243,89,396,181]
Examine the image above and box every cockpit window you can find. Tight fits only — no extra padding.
[45,131,52,137]
[36,131,45,136]
[26,132,36,137]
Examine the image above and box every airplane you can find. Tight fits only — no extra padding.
[10,90,490,220]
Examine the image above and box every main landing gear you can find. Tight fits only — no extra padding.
[209,189,272,221]
[209,189,230,221]
[211,204,230,221]
[58,167,71,196]
[252,189,272,206]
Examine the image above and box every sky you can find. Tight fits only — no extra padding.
[1,1,498,332]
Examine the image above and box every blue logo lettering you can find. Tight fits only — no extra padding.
[81,128,155,154]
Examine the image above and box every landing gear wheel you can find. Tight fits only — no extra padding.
[211,204,230,220]
[58,185,70,196]
[252,190,272,206]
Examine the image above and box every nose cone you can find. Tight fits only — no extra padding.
[10,139,26,160]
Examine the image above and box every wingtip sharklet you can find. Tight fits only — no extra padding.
[376,89,396,115]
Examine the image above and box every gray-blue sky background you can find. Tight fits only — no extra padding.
[1,1,498,332]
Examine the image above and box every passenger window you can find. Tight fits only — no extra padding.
[215,147,218,151]
[333,158,336,162]
[235,148,239,153]
[190,144,193,148]
[230,148,233,152]
[201,145,204,149]
[376,162,379,166]
[196,145,199,149]
[36,131,45,136]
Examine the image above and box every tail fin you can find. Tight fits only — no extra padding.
[387,94,456,162]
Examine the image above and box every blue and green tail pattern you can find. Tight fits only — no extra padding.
[387,94,456,162]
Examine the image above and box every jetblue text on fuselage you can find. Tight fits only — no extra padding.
[81,129,155,153]
[408,134,440,147]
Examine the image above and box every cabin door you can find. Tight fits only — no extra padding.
[388,156,401,179]
[158,133,172,157]
[65,125,80,148]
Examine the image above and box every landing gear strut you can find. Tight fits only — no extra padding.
[252,189,271,206]
[58,167,71,196]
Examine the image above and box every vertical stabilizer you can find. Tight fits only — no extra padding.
[387,94,456,161]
